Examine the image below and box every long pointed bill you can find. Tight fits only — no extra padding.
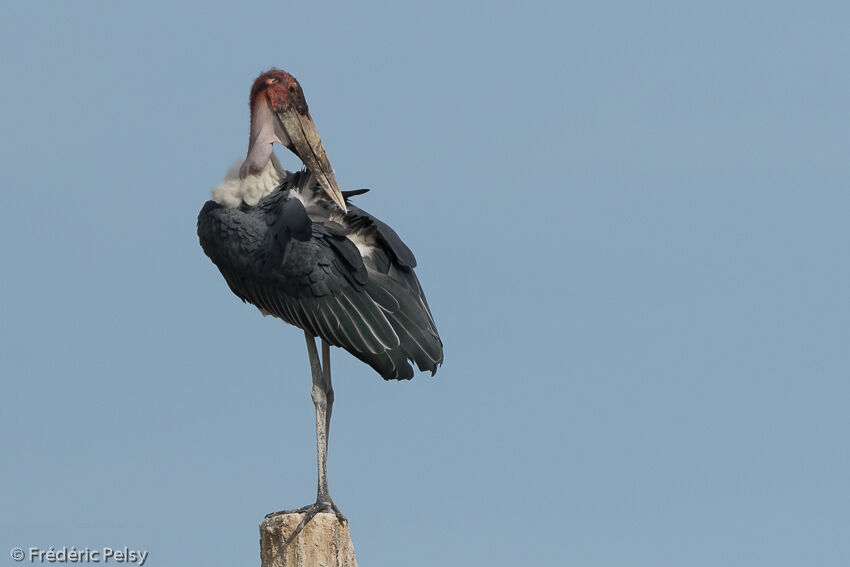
[277,108,348,212]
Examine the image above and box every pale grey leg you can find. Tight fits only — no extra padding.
[304,331,330,498]
[318,338,344,521]
[322,339,334,441]
[265,331,346,545]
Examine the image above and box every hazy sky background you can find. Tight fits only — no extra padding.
[1,2,848,566]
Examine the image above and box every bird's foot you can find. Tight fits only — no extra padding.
[265,497,346,545]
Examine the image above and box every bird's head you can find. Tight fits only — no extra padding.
[241,69,347,212]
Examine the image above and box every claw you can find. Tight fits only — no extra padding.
[264,498,346,546]
[329,501,347,525]
[265,503,314,518]
[283,505,323,545]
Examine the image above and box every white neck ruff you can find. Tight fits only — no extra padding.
[211,154,286,208]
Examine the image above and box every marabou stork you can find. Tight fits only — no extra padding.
[197,69,443,539]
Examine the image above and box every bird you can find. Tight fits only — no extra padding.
[197,69,443,540]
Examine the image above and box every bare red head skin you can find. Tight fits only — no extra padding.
[250,69,309,115]
[241,69,347,212]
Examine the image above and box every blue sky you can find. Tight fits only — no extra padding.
[1,1,848,566]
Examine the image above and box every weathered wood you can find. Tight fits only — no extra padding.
[259,513,357,567]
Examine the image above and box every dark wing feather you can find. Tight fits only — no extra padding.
[198,185,442,381]
[343,204,417,268]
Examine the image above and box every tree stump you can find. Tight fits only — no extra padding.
[259,513,358,567]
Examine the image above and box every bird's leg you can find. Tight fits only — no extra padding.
[307,332,331,501]
[322,339,334,444]
[321,339,345,521]
[265,332,345,545]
